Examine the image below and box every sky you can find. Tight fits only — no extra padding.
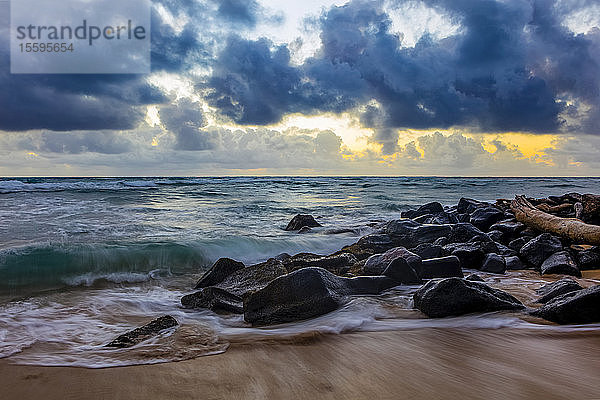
[0,0,599,176]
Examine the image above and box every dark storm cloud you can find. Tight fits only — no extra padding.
[207,35,365,124]
[207,0,600,139]
[0,0,208,132]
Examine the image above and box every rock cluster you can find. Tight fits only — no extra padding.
[178,196,600,327]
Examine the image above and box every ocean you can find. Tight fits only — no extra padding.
[1,176,599,367]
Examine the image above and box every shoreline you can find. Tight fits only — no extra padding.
[3,328,600,400]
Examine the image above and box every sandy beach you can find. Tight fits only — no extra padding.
[3,327,600,400]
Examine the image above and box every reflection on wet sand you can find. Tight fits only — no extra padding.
[2,328,600,400]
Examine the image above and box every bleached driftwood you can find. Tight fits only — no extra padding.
[511,195,600,245]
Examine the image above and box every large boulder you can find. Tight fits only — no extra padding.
[284,252,358,275]
[384,220,452,248]
[520,233,563,268]
[355,233,396,254]
[214,258,288,298]
[194,258,245,289]
[442,242,485,269]
[536,278,583,304]
[414,212,458,225]
[494,242,517,257]
[382,258,422,284]
[576,246,600,270]
[181,287,243,314]
[417,256,462,279]
[244,268,396,326]
[402,202,444,219]
[410,243,443,259]
[384,219,421,236]
[106,316,178,348]
[480,253,506,274]
[447,223,490,243]
[413,225,453,245]
[540,251,581,277]
[487,230,505,243]
[285,214,322,231]
[457,198,488,214]
[470,206,506,231]
[508,237,532,252]
[531,285,600,324]
[504,255,526,270]
[363,247,422,276]
[413,278,524,318]
[488,220,526,236]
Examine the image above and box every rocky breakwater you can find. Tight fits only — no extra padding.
[181,197,600,325]
[175,194,600,332]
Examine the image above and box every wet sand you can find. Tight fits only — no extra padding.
[2,328,600,400]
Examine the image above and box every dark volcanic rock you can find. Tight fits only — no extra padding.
[244,268,396,326]
[215,258,288,297]
[448,223,490,243]
[384,220,452,248]
[410,243,443,259]
[356,233,395,254]
[420,212,458,225]
[488,220,526,236]
[470,206,506,231]
[576,247,600,271]
[412,224,453,245]
[285,214,322,231]
[540,251,581,277]
[384,219,421,236]
[531,285,600,324]
[181,287,243,314]
[487,230,505,243]
[433,237,449,246]
[298,227,312,234]
[383,258,422,284]
[494,242,517,257]
[457,213,471,222]
[442,242,486,269]
[413,214,433,224]
[458,198,488,214]
[417,256,462,279]
[413,278,524,318]
[465,273,485,282]
[284,252,358,275]
[363,247,421,276]
[536,278,583,304]
[106,316,178,348]
[417,201,444,215]
[508,237,531,252]
[194,258,245,289]
[401,202,444,219]
[504,256,526,270]
[520,233,563,268]
[274,253,292,262]
[481,253,506,274]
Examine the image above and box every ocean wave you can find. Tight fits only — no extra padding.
[0,179,161,194]
[0,234,360,295]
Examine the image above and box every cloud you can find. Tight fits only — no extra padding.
[160,99,210,150]
[206,0,600,146]
[0,2,173,132]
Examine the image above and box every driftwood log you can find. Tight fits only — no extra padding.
[511,195,600,245]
